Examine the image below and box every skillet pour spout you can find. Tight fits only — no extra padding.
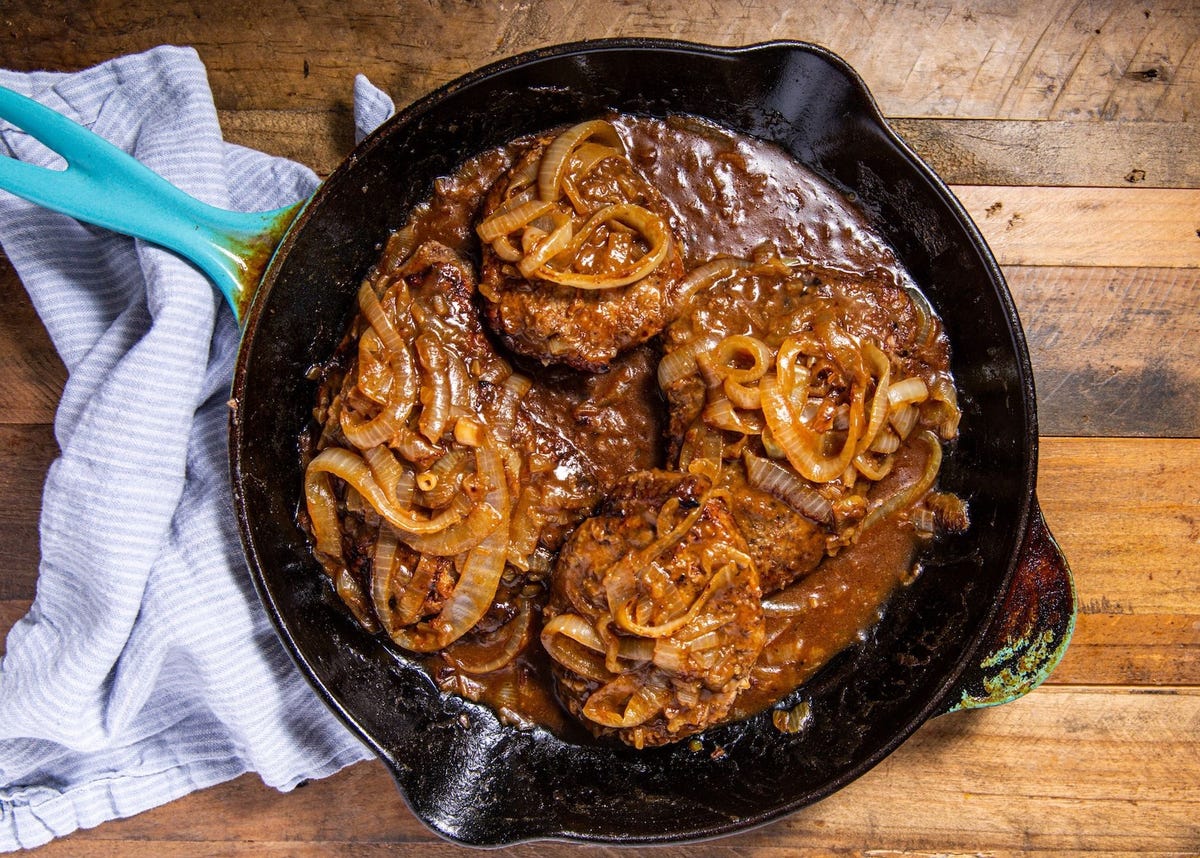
[223,39,1076,846]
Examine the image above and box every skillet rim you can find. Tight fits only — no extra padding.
[230,36,1039,845]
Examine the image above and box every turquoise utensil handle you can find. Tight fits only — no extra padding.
[0,85,302,322]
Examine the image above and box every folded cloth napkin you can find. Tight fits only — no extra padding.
[0,46,398,851]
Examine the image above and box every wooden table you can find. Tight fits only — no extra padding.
[2,1,1198,854]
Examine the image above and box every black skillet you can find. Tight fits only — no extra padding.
[0,39,1075,846]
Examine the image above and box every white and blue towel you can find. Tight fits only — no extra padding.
[0,46,397,851]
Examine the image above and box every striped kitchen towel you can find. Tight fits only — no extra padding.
[0,46,396,851]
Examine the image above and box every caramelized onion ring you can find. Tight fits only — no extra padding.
[388,445,512,651]
[531,203,672,289]
[582,676,670,729]
[760,373,865,483]
[476,198,554,242]
[442,597,535,675]
[742,449,834,525]
[861,430,943,533]
[537,119,624,203]
[306,447,469,536]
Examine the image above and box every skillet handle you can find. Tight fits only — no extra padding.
[0,84,301,322]
[942,499,1076,713]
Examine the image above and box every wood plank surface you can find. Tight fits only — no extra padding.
[957,186,1200,268]
[4,0,1199,121]
[2,435,1195,680]
[25,688,1200,853]
[1011,266,1200,438]
[220,111,1200,190]
[2,0,1198,854]
[6,264,1200,442]
[889,118,1200,189]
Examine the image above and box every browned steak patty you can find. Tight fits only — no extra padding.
[477,128,687,371]
[542,470,765,748]
[659,261,953,594]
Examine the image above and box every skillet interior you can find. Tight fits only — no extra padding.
[231,39,1036,845]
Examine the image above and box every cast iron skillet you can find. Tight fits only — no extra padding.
[0,39,1074,846]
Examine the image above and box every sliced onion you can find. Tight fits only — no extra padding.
[703,391,764,434]
[400,447,505,556]
[890,403,919,439]
[342,334,417,450]
[651,638,686,672]
[760,424,786,460]
[415,333,451,443]
[714,334,772,384]
[393,445,512,651]
[397,495,495,556]
[613,561,733,639]
[371,526,412,633]
[340,376,413,449]
[853,452,895,481]
[742,449,834,525]
[390,426,443,467]
[888,376,929,408]
[419,447,470,508]
[543,612,605,652]
[505,157,539,198]
[442,597,534,674]
[309,447,468,535]
[506,484,544,570]
[869,428,902,455]
[905,284,937,348]
[537,119,624,202]
[393,553,440,627]
[532,204,671,289]
[357,279,410,357]
[303,469,343,560]
[583,677,669,729]
[384,224,417,269]
[674,257,752,305]
[658,332,721,389]
[541,615,612,682]
[760,373,864,483]
[929,374,962,439]
[490,235,523,262]
[516,215,574,280]
[361,444,411,506]
[602,499,705,623]
[724,377,762,410]
[355,329,391,405]
[476,198,554,242]
[678,422,724,480]
[334,566,377,631]
[568,141,622,181]
[486,372,530,443]
[339,401,400,450]
[856,342,891,456]
[861,430,943,533]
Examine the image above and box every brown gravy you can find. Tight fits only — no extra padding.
[311,114,955,740]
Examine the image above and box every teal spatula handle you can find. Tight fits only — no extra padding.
[0,85,302,323]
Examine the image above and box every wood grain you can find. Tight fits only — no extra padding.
[2,1,1198,853]
[958,186,1200,268]
[890,119,1200,189]
[2,0,1198,121]
[1053,613,1200,686]
[3,436,1196,685]
[0,425,56,600]
[29,688,1200,854]
[220,110,1200,191]
[0,261,66,426]
[1010,266,1200,438]
[5,261,1199,441]
[1038,437,1200,618]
